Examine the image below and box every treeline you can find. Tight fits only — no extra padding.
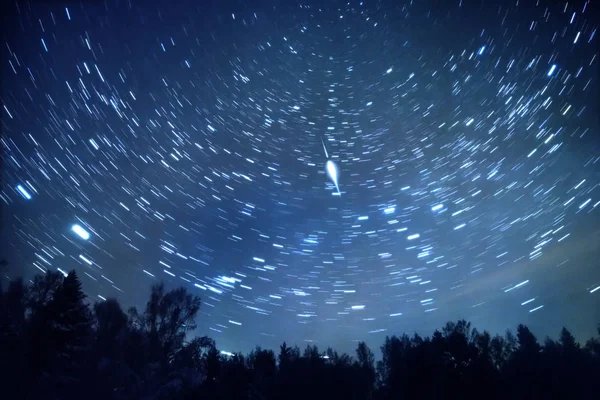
[1,270,599,399]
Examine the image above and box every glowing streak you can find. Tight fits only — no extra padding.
[431,204,444,212]
[326,160,340,195]
[72,224,90,240]
[321,138,329,158]
[16,184,32,200]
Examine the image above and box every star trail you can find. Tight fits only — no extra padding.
[1,0,599,354]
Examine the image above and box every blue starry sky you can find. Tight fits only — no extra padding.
[2,0,599,355]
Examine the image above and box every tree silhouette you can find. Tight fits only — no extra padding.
[0,278,28,397]
[503,324,544,399]
[247,347,277,399]
[47,271,93,396]
[27,270,64,312]
[126,282,202,398]
[2,270,600,400]
[354,341,376,399]
[90,298,135,399]
[221,351,250,400]
[20,271,92,398]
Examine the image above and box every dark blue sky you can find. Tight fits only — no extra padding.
[2,0,599,355]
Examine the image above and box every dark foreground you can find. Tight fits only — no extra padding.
[1,270,598,399]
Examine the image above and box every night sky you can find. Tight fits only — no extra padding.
[2,0,599,356]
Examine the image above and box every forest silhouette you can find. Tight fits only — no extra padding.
[1,270,598,399]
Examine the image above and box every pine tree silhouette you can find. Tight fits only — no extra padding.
[3,270,600,400]
[48,271,92,396]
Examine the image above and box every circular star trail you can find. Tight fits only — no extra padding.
[2,0,599,354]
